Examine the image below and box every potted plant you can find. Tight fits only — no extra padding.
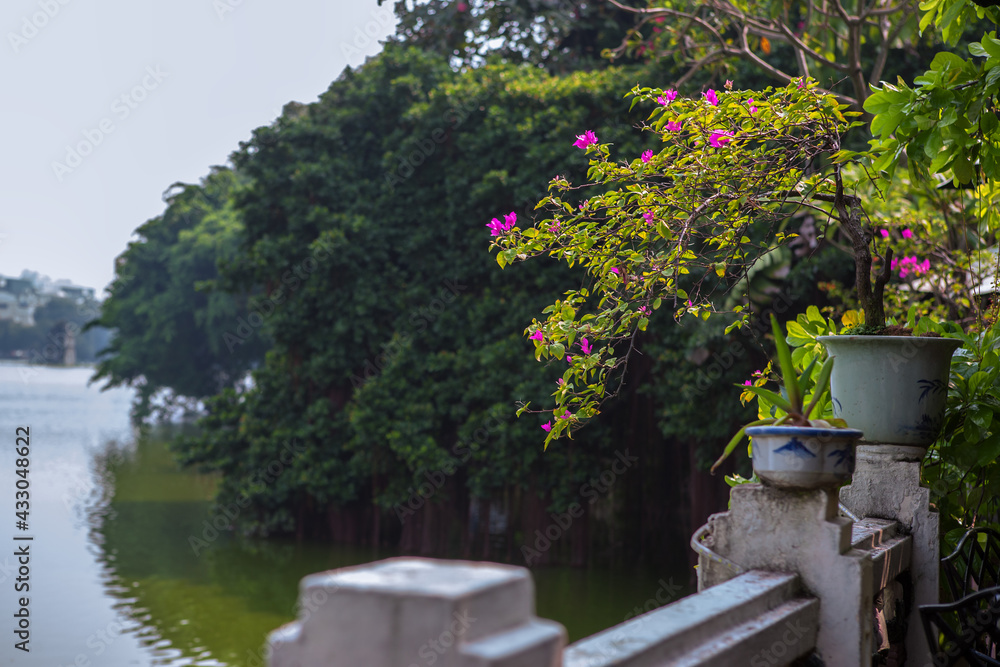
[487,78,954,449]
[711,314,862,488]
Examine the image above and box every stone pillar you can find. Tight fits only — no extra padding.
[63,325,76,366]
[697,484,873,666]
[268,557,565,667]
[840,444,938,665]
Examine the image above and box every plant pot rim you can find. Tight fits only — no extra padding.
[746,426,863,438]
[816,334,961,349]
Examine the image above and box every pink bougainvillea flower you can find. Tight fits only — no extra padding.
[610,267,620,274]
[893,255,929,279]
[573,130,599,149]
[566,356,573,363]
[580,338,592,354]
[639,305,650,315]
[541,421,552,432]
[457,1,468,11]
[703,89,719,106]
[744,380,752,386]
[725,80,733,89]
[657,89,678,105]
[643,210,654,225]
[880,229,890,238]
[748,98,758,114]
[549,222,561,233]
[641,150,653,163]
[666,120,682,132]
[486,211,517,236]
[709,131,734,147]
[559,411,572,419]
[902,228,914,239]
[529,330,544,342]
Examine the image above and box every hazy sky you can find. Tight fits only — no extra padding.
[1,0,396,295]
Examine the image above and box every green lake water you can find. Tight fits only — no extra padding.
[0,363,690,666]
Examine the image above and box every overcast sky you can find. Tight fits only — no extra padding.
[1,0,396,295]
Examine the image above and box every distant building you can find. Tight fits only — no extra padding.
[56,284,96,303]
[0,277,39,326]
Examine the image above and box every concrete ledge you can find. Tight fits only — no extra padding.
[563,571,811,667]
[460,619,564,667]
[269,557,565,667]
[673,597,818,667]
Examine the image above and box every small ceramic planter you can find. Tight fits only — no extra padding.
[817,335,960,447]
[747,425,864,489]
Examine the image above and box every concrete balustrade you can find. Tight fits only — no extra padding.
[267,447,937,667]
[269,558,565,667]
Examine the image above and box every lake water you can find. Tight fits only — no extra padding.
[0,363,690,666]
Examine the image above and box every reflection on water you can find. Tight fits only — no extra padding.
[0,363,689,667]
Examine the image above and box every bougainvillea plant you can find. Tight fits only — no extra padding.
[487,79,880,447]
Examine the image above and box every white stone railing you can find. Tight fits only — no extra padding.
[267,444,933,667]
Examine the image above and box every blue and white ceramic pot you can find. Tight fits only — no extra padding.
[816,335,961,447]
[746,426,863,489]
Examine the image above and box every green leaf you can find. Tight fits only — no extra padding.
[771,315,801,410]
[785,321,814,346]
[931,51,969,72]
[975,431,1000,467]
[743,385,795,413]
[803,357,835,420]
[953,156,976,184]
[710,419,773,474]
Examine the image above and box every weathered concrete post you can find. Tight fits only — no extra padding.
[840,444,938,665]
[268,557,565,667]
[697,484,873,665]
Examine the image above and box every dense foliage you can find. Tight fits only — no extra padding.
[166,46,727,562]
[90,167,268,421]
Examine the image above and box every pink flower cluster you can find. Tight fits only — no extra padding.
[891,256,930,279]
[710,131,733,147]
[573,130,599,149]
[487,211,517,236]
[657,89,678,105]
